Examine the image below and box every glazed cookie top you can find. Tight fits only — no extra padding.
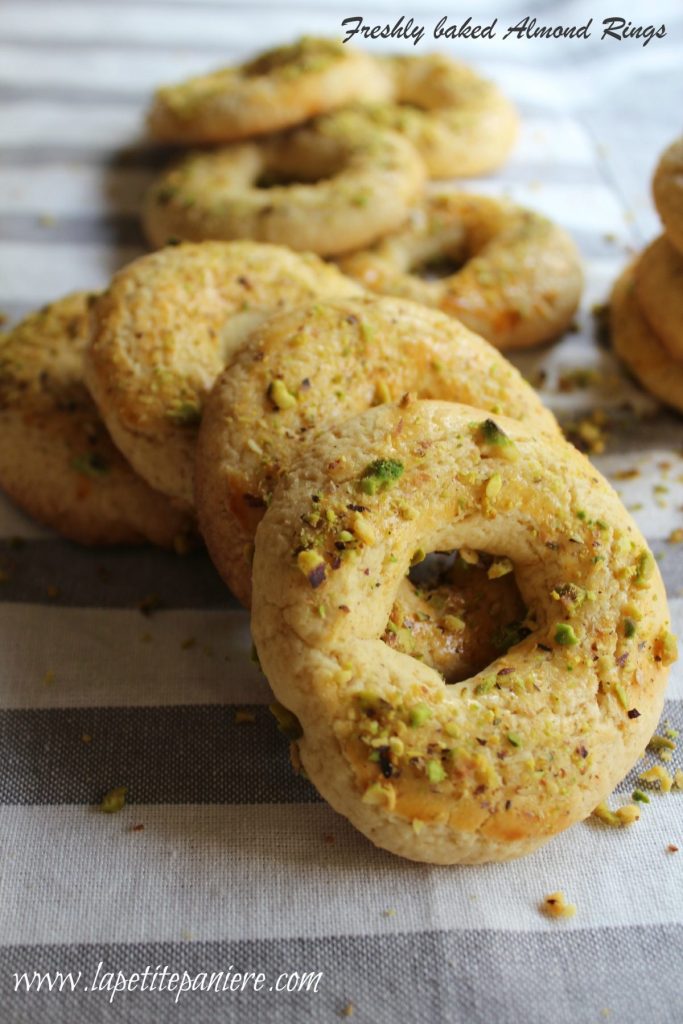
[195,295,560,606]
[251,400,674,864]
[85,241,362,505]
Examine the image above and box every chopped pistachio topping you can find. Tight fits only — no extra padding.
[488,557,513,580]
[555,623,578,646]
[507,732,522,747]
[100,785,127,814]
[654,630,678,666]
[623,617,637,638]
[362,781,396,811]
[268,378,297,411]
[639,765,673,793]
[296,549,326,588]
[360,458,404,495]
[633,550,655,588]
[632,789,650,804]
[409,703,432,728]
[352,513,376,546]
[167,400,201,425]
[71,453,109,478]
[476,419,518,460]
[486,472,503,496]
[426,759,446,784]
[648,734,676,752]
[269,701,303,740]
[475,675,496,695]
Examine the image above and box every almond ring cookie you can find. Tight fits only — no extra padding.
[634,234,683,360]
[611,263,683,415]
[143,112,426,256]
[357,54,518,179]
[0,294,194,547]
[653,137,683,256]
[147,37,393,144]
[339,192,583,351]
[195,295,560,608]
[251,399,674,864]
[84,241,362,506]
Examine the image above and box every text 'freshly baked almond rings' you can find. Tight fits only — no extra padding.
[0,294,194,548]
[195,294,560,607]
[251,400,673,864]
[85,241,362,506]
[143,112,426,256]
[339,192,583,351]
[147,37,393,144]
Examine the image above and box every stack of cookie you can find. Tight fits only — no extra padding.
[611,137,683,413]
[141,36,582,354]
[0,38,675,867]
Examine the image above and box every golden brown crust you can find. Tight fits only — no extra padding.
[355,54,518,178]
[84,241,362,506]
[339,192,583,350]
[634,234,683,360]
[143,112,426,256]
[0,294,194,547]
[195,295,560,607]
[251,400,673,864]
[147,37,393,143]
[611,262,683,415]
[653,137,683,256]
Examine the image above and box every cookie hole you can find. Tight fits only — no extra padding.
[382,549,529,684]
[409,252,466,281]
[255,168,330,189]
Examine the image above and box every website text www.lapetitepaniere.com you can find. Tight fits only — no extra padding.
[341,15,667,47]
[11,962,323,1004]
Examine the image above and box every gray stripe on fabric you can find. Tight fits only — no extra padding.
[0,541,240,609]
[0,924,682,1024]
[0,701,678,807]
[0,214,147,248]
[0,536,682,605]
[0,213,615,259]
[0,146,176,168]
[0,704,317,806]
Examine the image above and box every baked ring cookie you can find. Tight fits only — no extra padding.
[634,234,683,360]
[147,37,393,144]
[0,294,194,547]
[85,241,362,505]
[339,192,583,351]
[195,295,560,607]
[251,399,674,864]
[143,112,426,256]
[653,137,683,256]
[357,54,518,178]
[611,263,683,414]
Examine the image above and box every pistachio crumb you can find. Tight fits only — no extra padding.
[555,623,578,646]
[360,458,404,496]
[268,379,297,410]
[541,891,576,919]
[100,786,127,814]
[639,765,673,793]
